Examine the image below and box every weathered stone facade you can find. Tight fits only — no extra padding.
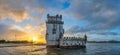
[46,14,87,48]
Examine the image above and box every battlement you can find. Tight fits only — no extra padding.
[47,14,62,19]
[46,14,63,24]
[62,37,85,41]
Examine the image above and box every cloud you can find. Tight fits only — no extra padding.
[0,23,11,34]
[0,0,120,41]
[3,28,27,41]
[94,32,119,35]
[0,23,27,40]
[64,0,120,34]
[0,22,46,40]
[24,23,46,37]
[0,0,45,22]
[0,0,70,22]
[65,25,120,36]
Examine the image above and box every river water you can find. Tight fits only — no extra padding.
[0,43,120,55]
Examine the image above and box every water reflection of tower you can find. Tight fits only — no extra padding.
[46,48,62,55]
[46,48,87,55]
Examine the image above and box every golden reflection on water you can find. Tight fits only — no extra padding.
[0,44,47,55]
[1,43,120,55]
[0,44,86,55]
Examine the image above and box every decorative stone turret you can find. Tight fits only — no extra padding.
[46,14,64,47]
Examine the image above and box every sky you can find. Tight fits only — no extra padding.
[0,0,120,41]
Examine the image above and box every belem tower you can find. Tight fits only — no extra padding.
[46,14,87,48]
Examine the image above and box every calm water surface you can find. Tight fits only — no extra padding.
[0,43,120,55]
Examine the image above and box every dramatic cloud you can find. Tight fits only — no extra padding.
[64,0,120,35]
[0,22,46,40]
[3,29,27,41]
[0,23,10,34]
[0,0,120,41]
[24,23,46,37]
[0,23,27,40]
[0,0,45,22]
[93,32,119,35]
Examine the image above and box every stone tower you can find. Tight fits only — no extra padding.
[46,14,64,47]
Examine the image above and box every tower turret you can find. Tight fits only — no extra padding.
[46,14,64,47]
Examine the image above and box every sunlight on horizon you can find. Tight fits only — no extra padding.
[27,34,46,44]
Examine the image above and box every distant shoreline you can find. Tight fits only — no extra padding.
[0,43,46,48]
[87,42,120,43]
[87,41,120,43]
[0,40,46,45]
[1,40,120,44]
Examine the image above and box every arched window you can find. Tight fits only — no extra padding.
[59,32,63,39]
[66,43,68,45]
[52,28,56,34]
[75,43,77,45]
[77,41,79,43]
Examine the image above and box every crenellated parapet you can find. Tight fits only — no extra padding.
[47,14,62,19]
[62,37,85,41]
[46,14,63,24]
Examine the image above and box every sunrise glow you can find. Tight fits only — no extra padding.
[32,36,38,42]
[27,34,46,44]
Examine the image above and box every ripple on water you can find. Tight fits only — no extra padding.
[0,43,120,55]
